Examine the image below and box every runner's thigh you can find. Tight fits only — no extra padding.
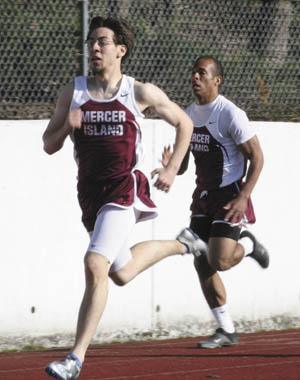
[88,205,137,265]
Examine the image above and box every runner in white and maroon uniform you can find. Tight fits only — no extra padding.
[162,56,269,350]
[186,94,256,229]
[43,17,203,380]
[71,74,157,233]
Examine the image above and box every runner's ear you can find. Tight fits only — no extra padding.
[117,45,127,59]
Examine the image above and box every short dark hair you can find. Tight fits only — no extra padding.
[194,55,224,80]
[87,16,134,61]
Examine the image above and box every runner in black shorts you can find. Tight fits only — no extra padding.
[190,180,256,241]
[162,56,269,349]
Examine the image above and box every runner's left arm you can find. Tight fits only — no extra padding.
[135,81,193,192]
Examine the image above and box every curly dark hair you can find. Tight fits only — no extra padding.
[87,16,134,62]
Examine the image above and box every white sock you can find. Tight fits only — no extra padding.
[239,236,254,256]
[211,304,235,334]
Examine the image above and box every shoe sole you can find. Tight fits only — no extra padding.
[45,366,64,380]
[250,252,269,268]
[198,340,239,349]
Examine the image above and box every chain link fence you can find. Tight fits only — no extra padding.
[1,0,299,120]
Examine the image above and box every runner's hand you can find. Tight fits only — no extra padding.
[67,108,82,129]
[223,193,248,224]
[151,166,176,193]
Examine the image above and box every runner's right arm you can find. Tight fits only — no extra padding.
[43,82,77,154]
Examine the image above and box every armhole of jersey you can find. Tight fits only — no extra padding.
[127,76,145,118]
[70,76,88,110]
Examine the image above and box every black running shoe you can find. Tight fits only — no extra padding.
[197,328,239,349]
[240,230,270,269]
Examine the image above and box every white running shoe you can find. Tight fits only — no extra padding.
[176,227,207,257]
[46,355,81,380]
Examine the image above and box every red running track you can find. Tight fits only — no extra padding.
[0,329,299,380]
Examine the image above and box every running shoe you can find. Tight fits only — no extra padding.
[240,230,270,268]
[197,328,239,349]
[176,227,207,257]
[46,355,81,380]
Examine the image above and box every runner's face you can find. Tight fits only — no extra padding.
[191,59,220,103]
[87,27,123,73]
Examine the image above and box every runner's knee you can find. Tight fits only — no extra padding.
[194,255,215,277]
[208,255,233,271]
[84,252,110,285]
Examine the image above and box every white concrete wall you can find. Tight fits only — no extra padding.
[0,120,299,347]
